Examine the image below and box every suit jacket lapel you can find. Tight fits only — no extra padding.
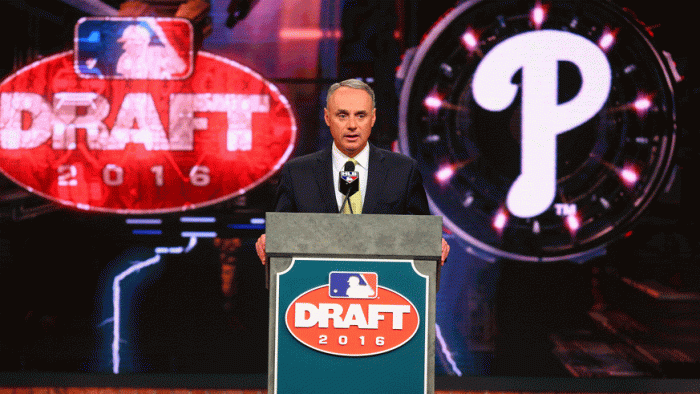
[314,145,339,213]
[363,144,386,214]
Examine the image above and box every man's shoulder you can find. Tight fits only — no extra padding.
[282,147,328,169]
[371,145,418,166]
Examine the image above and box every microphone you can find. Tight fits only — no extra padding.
[339,160,359,213]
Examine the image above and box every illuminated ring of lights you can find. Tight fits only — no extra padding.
[398,0,677,262]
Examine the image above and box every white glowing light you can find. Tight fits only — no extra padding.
[180,216,216,223]
[112,254,162,374]
[435,165,455,184]
[633,97,652,112]
[620,167,639,185]
[463,192,474,208]
[111,234,207,373]
[598,32,615,50]
[181,231,217,240]
[424,95,443,110]
[493,210,508,231]
[126,218,162,225]
[425,134,441,143]
[566,215,580,231]
[436,324,463,376]
[531,4,546,28]
[461,30,478,50]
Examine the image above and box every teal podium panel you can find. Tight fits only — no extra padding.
[274,258,429,394]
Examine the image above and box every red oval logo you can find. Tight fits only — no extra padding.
[285,285,420,357]
[0,51,296,213]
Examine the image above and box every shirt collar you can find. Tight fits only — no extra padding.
[332,143,369,170]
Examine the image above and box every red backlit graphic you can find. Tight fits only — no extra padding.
[0,51,296,213]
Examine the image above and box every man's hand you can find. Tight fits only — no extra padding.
[255,233,267,264]
[441,238,450,266]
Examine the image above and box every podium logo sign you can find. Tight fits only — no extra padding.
[285,272,419,357]
[329,271,377,299]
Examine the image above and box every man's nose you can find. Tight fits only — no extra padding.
[347,116,357,129]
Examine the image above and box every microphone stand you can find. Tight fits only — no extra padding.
[340,189,354,214]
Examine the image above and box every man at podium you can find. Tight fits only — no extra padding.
[256,78,449,263]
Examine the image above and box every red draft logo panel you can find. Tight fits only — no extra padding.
[285,276,420,357]
[0,50,296,213]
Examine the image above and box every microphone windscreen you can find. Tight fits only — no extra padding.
[344,160,355,172]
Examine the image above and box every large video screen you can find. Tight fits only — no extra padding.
[0,0,698,383]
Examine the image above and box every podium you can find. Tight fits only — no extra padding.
[266,212,442,394]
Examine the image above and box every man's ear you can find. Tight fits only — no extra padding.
[324,107,331,126]
[371,108,377,127]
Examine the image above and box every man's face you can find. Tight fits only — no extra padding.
[324,86,376,157]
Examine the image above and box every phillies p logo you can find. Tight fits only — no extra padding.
[473,30,611,218]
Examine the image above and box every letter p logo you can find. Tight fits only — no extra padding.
[472,30,611,218]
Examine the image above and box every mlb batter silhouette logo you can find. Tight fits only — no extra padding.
[329,272,377,299]
[75,17,193,80]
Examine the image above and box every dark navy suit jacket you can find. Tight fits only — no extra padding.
[274,143,429,215]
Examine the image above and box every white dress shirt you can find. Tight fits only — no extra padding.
[332,143,369,212]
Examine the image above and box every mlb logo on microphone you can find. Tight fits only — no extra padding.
[329,271,377,299]
[340,172,358,183]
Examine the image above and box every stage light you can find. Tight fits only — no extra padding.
[620,166,639,186]
[424,94,443,110]
[493,210,508,232]
[180,216,216,223]
[599,31,616,50]
[461,30,479,51]
[126,218,162,225]
[633,96,652,113]
[530,3,547,28]
[566,214,580,232]
[435,165,455,184]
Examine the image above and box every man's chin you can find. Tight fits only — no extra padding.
[342,142,366,155]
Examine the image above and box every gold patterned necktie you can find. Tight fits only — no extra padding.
[342,158,362,214]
